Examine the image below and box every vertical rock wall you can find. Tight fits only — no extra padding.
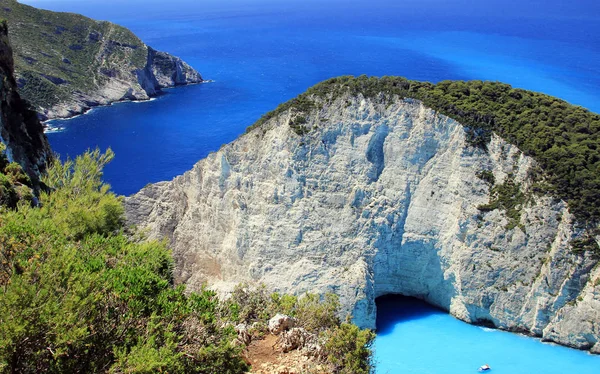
[0,21,52,188]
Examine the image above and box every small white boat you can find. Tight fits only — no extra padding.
[478,364,491,372]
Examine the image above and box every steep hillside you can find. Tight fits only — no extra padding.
[0,20,51,195]
[1,0,202,120]
[126,76,600,353]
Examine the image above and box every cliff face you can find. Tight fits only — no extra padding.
[126,93,600,352]
[1,0,202,120]
[0,21,51,187]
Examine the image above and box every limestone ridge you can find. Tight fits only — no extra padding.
[0,20,51,188]
[1,0,202,120]
[126,87,600,352]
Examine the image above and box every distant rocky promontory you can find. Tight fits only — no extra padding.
[1,0,202,120]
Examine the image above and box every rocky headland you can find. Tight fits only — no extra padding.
[126,76,600,353]
[1,0,202,120]
[0,19,51,189]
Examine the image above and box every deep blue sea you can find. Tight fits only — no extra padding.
[22,0,600,372]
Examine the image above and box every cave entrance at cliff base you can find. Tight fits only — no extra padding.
[375,294,445,336]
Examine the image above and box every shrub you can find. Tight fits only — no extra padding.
[0,145,34,208]
[295,293,340,333]
[0,150,248,373]
[4,162,31,185]
[41,148,124,239]
[478,176,526,230]
[324,322,376,374]
[220,283,271,323]
[0,173,16,206]
[476,170,495,186]
[0,143,8,170]
[269,292,298,316]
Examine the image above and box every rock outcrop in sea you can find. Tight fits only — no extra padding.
[0,20,51,188]
[126,81,600,353]
[1,0,202,120]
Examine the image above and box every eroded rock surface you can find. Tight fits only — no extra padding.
[126,93,600,352]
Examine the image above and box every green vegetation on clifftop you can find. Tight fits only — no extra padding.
[249,75,600,231]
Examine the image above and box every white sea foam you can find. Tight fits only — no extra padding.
[44,126,65,134]
[132,98,157,104]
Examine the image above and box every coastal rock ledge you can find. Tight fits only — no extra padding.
[125,92,600,352]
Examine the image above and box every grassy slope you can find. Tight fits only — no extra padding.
[249,75,600,234]
[1,0,147,110]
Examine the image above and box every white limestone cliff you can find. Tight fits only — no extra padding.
[125,94,600,352]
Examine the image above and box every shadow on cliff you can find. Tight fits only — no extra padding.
[376,295,446,336]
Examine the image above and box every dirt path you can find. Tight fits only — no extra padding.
[245,334,327,374]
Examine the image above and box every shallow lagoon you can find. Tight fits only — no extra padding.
[375,296,600,373]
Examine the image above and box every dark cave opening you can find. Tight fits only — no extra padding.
[375,294,446,335]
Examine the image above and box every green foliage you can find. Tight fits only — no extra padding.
[464,127,493,149]
[219,287,374,371]
[0,150,248,373]
[0,143,8,170]
[295,293,340,333]
[192,343,251,374]
[478,176,526,230]
[42,149,124,239]
[112,330,183,374]
[289,115,309,135]
[222,286,340,333]
[0,173,16,206]
[220,283,271,323]
[570,235,600,256]
[246,75,600,235]
[270,292,298,316]
[0,143,34,208]
[15,71,67,109]
[4,162,31,185]
[476,170,496,186]
[323,323,376,374]
[247,95,317,134]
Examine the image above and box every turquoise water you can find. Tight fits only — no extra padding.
[19,1,600,370]
[376,296,600,373]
